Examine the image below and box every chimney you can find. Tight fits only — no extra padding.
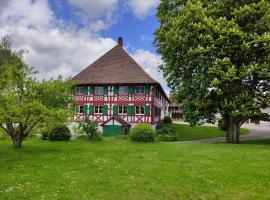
[118,37,123,47]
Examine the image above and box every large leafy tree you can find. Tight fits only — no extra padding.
[155,0,270,143]
[0,37,75,148]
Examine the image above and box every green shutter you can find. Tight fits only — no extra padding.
[103,86,108,95]
[88,105,93,114]
[113,105,118,115]
[127,105,135,115]
[145,105,150,116]
[83,87,88,95]
[128,86,135,95]
[146,86,151,95]
[113,86,119,95]
[83,105,88,114]
[103,105,108,115]
[89,86,94,94]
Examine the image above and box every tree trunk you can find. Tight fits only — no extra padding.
[12,136,23,149]
[227,118,240,144]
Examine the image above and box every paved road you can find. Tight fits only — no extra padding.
[174,121,270,144]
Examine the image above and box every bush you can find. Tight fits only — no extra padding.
[79,117,102,141]
[48,124,71,141]
[218,118,228,131]
[157,134,177,141]
[163,116,172,124]
[41,130,49,140]
[130,124,155,142]
[156,127,177,141]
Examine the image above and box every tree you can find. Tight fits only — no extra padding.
[0,37,75,148]
[155,0,270,143]
[79,117,102,141]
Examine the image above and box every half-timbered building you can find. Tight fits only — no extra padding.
[72,37,169,136]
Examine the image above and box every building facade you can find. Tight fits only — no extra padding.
[72,37,169,135]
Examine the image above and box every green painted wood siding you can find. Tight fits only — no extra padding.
[103,105,108,115]
[145,105,150,115]
[113,86,119,95]
[127,105,135,115]
[113,105,118,115]
[104,125,122,137]
[128,86,135,95]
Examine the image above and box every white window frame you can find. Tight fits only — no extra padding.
[135,86,145,94]
[119,86,128,95]
[95,86,103,95]
[77,105,83,114]
[94,105,103,114]
[135,106,145,115]
[76,87,84,95]
[118,106,127,114]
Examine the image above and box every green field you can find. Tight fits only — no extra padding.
[0,138,269,200]
[158,123,249,141]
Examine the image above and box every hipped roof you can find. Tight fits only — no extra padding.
[72,44,158,85]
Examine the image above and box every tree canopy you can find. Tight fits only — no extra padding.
[155,0,270,143]
[0,37,75,148]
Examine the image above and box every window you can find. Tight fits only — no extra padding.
[94,106,103,114]
[77,105,83,114]
[118,106,127,114]
[135,86,145,94]
[76,87,84,95]
[135,106,145,114]
[95,86,103,95]
[119,86,128,95]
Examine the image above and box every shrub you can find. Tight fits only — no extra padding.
[79,117,102,141]
[130,124,155,142]
[72,125,84,135]
[48,124,71,141]
[41,130,49,140]
[156,127,177,141]
[163,116,172,124]
[157,134,177,141]
[218,118,228,131]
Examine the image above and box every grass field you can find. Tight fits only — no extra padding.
[158,123,249,141]
[0,138,269,200]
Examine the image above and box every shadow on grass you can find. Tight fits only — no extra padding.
[241,139,270,145]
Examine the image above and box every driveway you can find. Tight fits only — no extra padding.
[173,121,270,143]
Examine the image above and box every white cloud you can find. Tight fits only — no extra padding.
[126,0,160,19]
[69,0,118,29]
[0,0,116,80]
[0,0,168,94]
[131,49,169,95]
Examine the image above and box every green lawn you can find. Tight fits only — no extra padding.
[158,123,249,141]
[0,139,270,200]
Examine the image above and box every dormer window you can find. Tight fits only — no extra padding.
[135,86,145,94]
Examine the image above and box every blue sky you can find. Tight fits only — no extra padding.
[0,0,168,93]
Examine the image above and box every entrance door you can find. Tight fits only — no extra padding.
[104,125,122,137]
